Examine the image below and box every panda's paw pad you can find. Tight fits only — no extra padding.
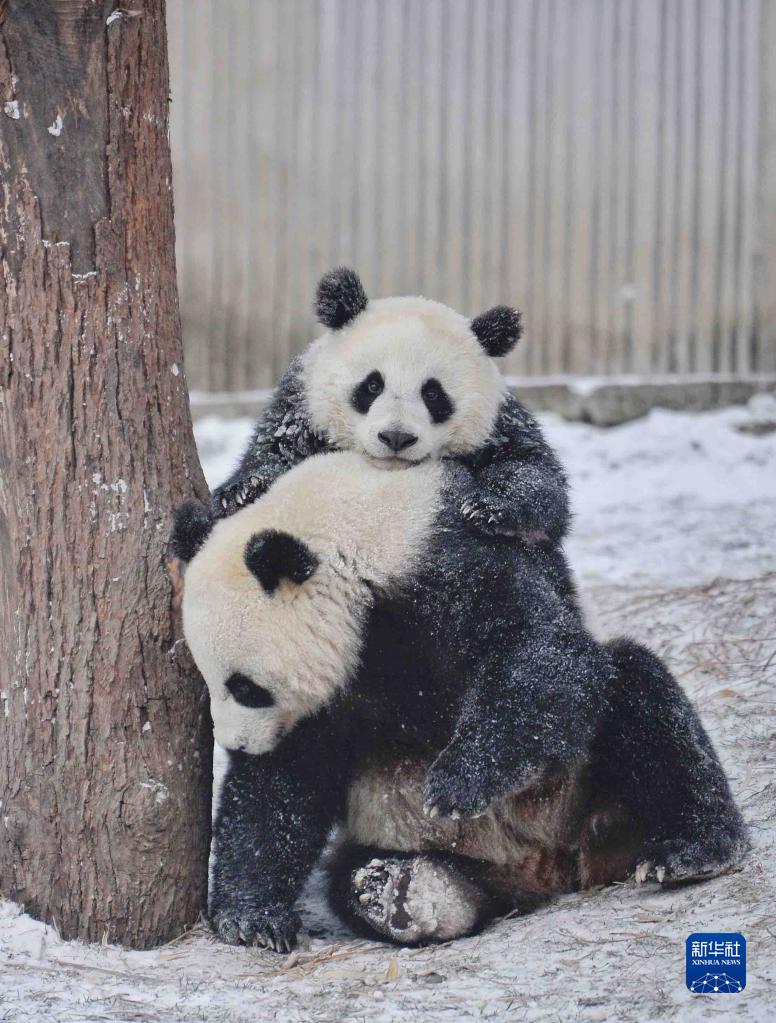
[350,857,482,944]
[351,858,416,937]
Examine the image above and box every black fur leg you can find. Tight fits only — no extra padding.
[422,582,611,820]
[594,638,748,887]
[326,844,505,946]
[209,716,351,951]
[209,357,333,520]
[446,398,571,546]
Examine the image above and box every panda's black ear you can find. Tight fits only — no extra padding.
[171,500,214,563]
[315,266,368,330]
[470,305,523,357]
[245,529,319,594]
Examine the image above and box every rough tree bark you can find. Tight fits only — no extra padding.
[0,0,212,947]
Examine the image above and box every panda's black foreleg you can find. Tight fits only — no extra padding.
[590,638,748,886]
[210,716,351,951]
[326,844,517,946]
[424,609,611,820]
[452,452,571,546]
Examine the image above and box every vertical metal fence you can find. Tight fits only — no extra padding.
[167,0,774,392]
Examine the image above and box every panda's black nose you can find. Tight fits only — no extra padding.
[378,430,418,452]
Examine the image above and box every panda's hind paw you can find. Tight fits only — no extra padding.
[636,829,748,888]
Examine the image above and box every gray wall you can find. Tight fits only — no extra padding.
[167,0,775,392]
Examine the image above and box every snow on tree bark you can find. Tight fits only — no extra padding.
[0,1,212,947]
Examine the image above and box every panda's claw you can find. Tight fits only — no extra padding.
[458,496,529,539]
[636,832,748,889]
[353,867,368,889]
[210,905,300,953]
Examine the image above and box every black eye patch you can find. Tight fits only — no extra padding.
[351,371,384,414]
[225,672,275,709]
[421,378,455,424]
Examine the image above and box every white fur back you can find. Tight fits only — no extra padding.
[200,450,445,588]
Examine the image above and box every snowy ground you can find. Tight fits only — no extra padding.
[2,401,775,1023]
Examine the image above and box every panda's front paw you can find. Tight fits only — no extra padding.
[211,477,264,519]
[424,735,557,820]
[460,497,546,542]
[423,743,495,820]
[210,903,300,953]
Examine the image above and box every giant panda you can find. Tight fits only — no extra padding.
[173,452,747,953]
[211,268,571,555]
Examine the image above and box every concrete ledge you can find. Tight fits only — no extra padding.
[509,374,776,425]
[190,374,776,427]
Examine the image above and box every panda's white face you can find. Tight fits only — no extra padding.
[183,548,365,756]
[302,297,506,466]
[182,520,364,756]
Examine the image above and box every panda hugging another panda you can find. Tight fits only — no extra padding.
[172,269,746,952]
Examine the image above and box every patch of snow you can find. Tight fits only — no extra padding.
[47,114,63,137]
[194,414,254,490]
[3,100,20,120]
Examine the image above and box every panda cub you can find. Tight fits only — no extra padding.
[212,267,570,554]
[174,454,747,953]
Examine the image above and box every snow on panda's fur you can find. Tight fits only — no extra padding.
[211,267,571,552]
[174,453,748,952]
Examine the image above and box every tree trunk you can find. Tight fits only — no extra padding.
[0,0,212,948]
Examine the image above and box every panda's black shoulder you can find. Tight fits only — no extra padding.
[273,356,310,418]
[460,391,554,470]
[259,357,332,461]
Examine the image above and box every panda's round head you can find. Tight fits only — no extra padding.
[304,268,522,465]
[172,500,362,756]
